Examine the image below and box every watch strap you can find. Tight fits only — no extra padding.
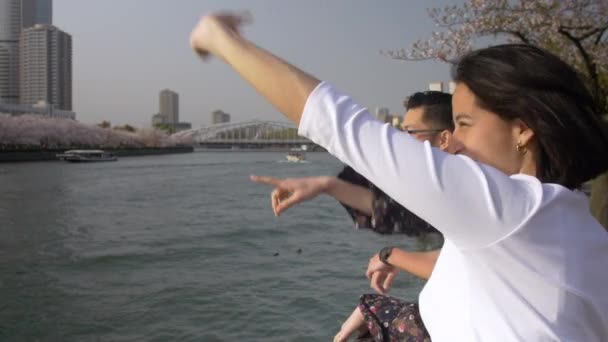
[379,246,394,266]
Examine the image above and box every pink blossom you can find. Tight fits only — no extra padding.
[0,114,190,149]
[386,0,607,113]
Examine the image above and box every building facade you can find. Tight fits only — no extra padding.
[21,0,52,29]
[159,89,179,124]
[429,82,444,92]
[0,0,22,104]
[211,110,230,124]
[375,107,391,123]
[448,81,456,94]
[0,101,74,118]
[19,24,72,110]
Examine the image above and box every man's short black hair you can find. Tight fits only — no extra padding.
[406,91,454,131]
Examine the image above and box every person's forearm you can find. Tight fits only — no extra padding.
[216,30,320,125]
[324,177,374,215]
[386,249,440,280]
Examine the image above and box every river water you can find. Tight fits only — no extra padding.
[0,152,435,341]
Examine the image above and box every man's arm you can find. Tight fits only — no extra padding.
[325,177,374,215]
[387,248,440,280]
[366,248,441,294]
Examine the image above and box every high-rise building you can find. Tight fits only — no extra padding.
[1,0,58,105]
[21,0,52,29]
[159,89,179,124]
[0,1,22,38]
[0,0,22,103]
[375,107,391,123]
[448,81,456,94]
[429,82,444,92]
[151,113,167,125]
[19,24,72,110]
[211,110,230,124]
[391,115,401,128]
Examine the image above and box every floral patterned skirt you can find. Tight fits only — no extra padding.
[355,294,431,342]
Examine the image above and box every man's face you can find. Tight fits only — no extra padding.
[400,107,445,148]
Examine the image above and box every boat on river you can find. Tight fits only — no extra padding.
[56,150,118,162]
[286,146,307,162]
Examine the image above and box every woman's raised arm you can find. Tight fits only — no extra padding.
[190,13,320,125]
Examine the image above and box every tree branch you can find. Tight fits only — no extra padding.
[575,24,608,41]
[502,30,531,44]
[558,26,601,109]
[595,25,608,45]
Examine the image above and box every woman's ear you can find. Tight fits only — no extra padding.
[515,118,535,147]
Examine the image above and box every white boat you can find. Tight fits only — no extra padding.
[56,150,117,162]
[286,146,307,162]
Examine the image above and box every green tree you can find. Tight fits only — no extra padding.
[153,123,175,134]
[98,120,111,129]
[114,124,137,133]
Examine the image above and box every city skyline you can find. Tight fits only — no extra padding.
[0,0,73,116]
[51,0,456,128]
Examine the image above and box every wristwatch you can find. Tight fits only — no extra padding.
[379,246,395,266]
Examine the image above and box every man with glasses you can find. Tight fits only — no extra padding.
[400,91,453,151]
[252,90,454,235]
[251,90,454,341]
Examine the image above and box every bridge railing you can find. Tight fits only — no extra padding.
[177,120,314,144]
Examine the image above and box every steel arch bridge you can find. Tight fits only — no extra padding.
[173,120,312,146]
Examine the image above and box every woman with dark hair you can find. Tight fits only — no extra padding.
[190,14,608,341]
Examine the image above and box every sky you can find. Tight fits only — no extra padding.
[54,0,458,128]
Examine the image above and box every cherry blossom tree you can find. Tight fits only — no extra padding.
[0,114,189,149]
[388,0,607,114]
[388,0,608,227]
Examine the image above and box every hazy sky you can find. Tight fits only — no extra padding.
[54,0,458,127]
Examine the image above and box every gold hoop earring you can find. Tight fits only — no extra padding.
[516,141,527,155]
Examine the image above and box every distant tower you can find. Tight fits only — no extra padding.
[391,115,401,128]
[159,89,179,124]
[19,24,72,110]
[448,81,456,94]
[0,0,22,103]
[429,82,444,92]
[375,107,391,123]
[21,0,53,29]
[211,110,230,124]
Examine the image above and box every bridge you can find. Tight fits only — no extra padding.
[172,120,320,150]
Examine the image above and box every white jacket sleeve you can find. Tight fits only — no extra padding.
[298,82,543,249]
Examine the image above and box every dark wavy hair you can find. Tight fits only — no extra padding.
[452,44,608,189]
